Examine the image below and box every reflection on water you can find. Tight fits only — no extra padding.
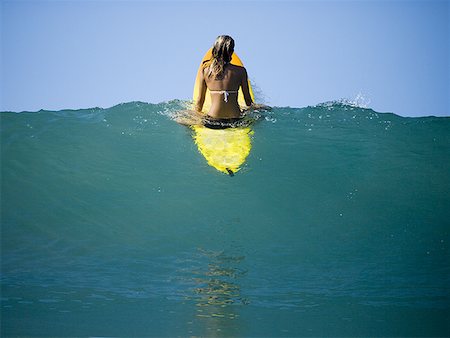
[193,249,249,309]
[184,248,249,335]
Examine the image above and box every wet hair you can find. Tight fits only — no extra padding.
[205,35,235,79]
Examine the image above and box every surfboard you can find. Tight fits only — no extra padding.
[191,49,255,176]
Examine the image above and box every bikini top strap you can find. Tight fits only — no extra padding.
[209,90,239,102]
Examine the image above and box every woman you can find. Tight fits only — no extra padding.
[176,35,266,128]
[195,35,253,129]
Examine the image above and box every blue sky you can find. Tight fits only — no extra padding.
[1,0,449,116]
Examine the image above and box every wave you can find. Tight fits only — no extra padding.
[1,100,449,315]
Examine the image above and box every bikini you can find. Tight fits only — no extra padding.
[204,90,244,129]
[209,90,239,103]
[203,116,246,129]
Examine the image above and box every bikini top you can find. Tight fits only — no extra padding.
[209,90,238,103]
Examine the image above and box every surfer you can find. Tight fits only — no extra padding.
[197,35,252,128]
[175,35,269,128]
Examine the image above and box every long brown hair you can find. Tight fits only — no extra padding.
[204,35,235,79]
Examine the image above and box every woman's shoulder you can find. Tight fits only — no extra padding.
[229,63,245,70]
[228,64,247,74]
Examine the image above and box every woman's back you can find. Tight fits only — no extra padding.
[203,63,249,118]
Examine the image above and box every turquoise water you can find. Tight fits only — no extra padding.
[1,101,449,336]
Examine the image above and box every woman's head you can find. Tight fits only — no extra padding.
[206,35,235,79]
[212,35,235,63]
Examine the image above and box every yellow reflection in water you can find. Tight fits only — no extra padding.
[188,248,249,336]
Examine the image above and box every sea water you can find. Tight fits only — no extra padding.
[1,101,449,336]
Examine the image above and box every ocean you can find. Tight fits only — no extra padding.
[1,101,449,336]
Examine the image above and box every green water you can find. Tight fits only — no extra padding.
[1,101,449,336]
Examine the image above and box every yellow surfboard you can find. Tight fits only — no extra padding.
[192,49,255,176]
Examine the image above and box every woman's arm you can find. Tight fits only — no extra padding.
[195,69,207,112]
[240,67,253,107]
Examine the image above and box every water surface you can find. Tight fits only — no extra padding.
[1,101,449,336]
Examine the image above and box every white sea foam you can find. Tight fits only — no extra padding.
[316,92,372,109]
